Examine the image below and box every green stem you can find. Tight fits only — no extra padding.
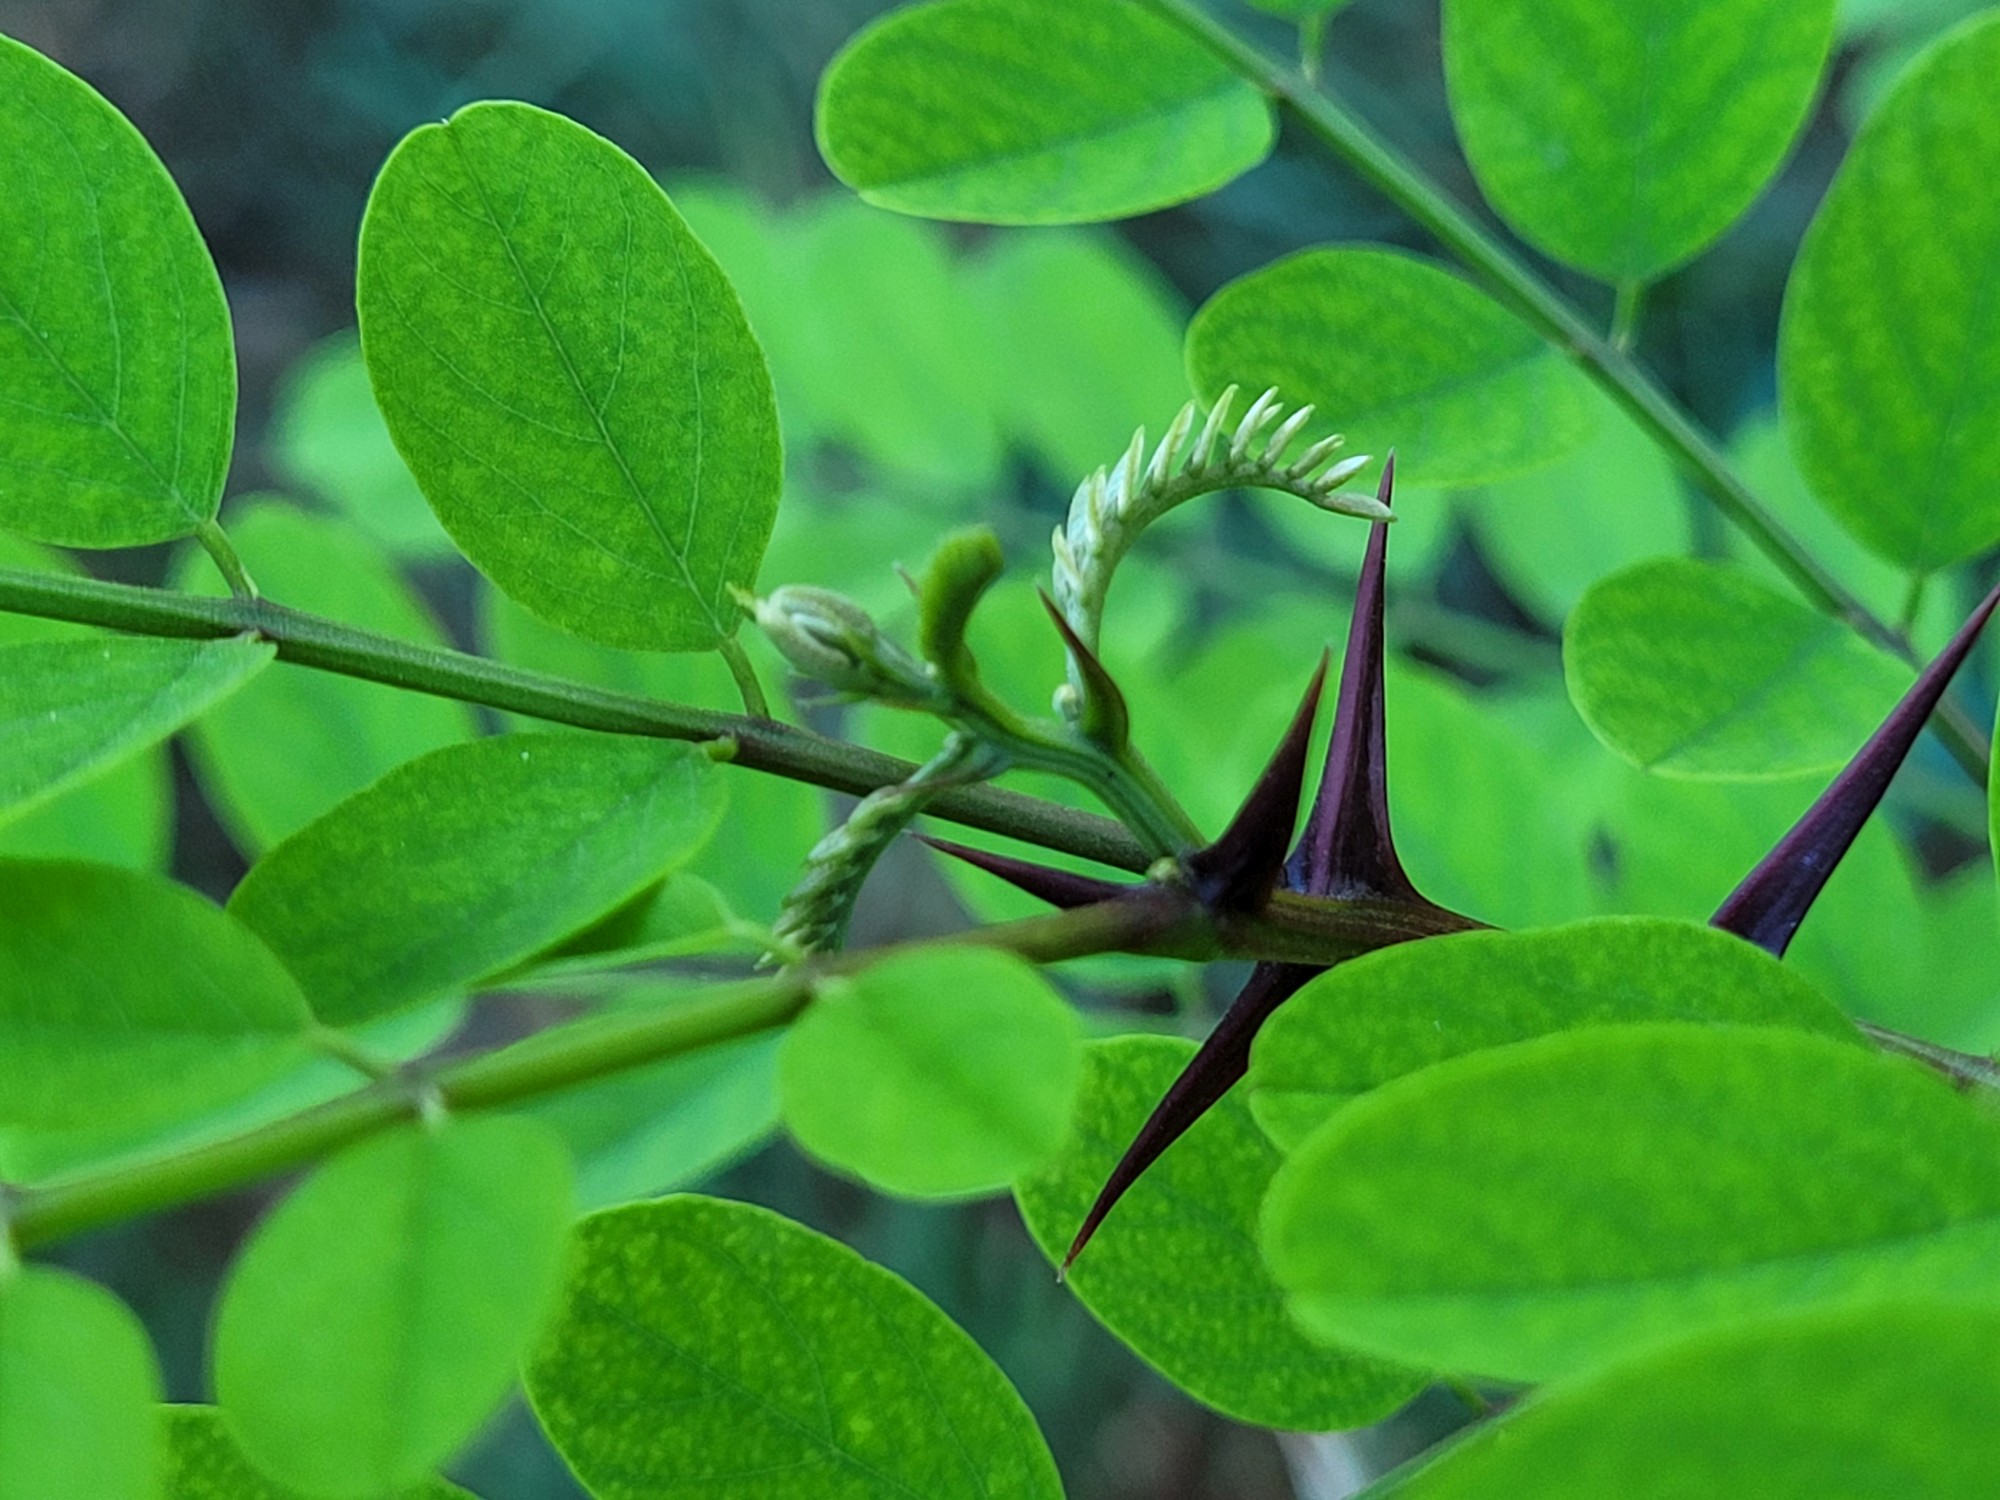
[1299,12,1327,83]
[309,1026,402,1084]
[1609,279,1645,352]
[194,518,258,600]
[1899,573,1929,636]
[718,634,772,718]
[0,564,1153,874]
[7,895,1209,1252]
[1131,0,1992,786]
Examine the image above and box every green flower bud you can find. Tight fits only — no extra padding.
[737,585,937,705]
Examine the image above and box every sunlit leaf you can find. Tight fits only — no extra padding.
[0,635,269,826]
[0,1268,160,1500]
[1264,1023,2000,1380]
[213,1117,574,1497]
[1779,12,2000,571]
[229,733,726,1025]
[1016,1036,1425,1428]
[359,102,780,650]
[161,1405,475,1500]
[817,0,1274,224]
[1443,0,1837,281]
[1187,247,1597,488]
[0,36,234,546]
[1248,918,1854,1150]
[525,1195,1063,1499]
[1359,1302,2000,1499]
[780,947,1084,1198]
[0,860,312,1135]
[1565,558,1910,778]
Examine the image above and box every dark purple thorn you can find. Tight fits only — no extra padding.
[1712,577,2000,956]
[1288,452,1423,903]
[915,834,1132,910]
[1061,960,1319,1276]
[1038,589,1132,751]
[1183,653,1330,915]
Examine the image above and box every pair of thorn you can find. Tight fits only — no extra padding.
[929,456,2000,1274]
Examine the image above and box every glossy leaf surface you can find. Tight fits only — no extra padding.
[0,1268,161,1500]
[1187,247,1597,488]
[1265,1024,2000,1380]
[0,860,312,1134]
[1360,1302,2000,1499]
[816,0,1274,223]
[161,1406,474,1500]
[213,1117,574,1497]
[359,102,780,650]
[1016,1037,1425,1429]
[1248,918,1854,1150]
[525,1195,1063,1499]
[780,948,1083,1198]
[1443,0,1836,281]
[174,503,475,850]
[0,36,234,546]
[0,634,270,826]
[229,733,725,1025]
[1565,558,1909,778]
[1779,13,2000,571]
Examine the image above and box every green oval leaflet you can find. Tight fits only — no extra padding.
[0,634,270,828]
[1564,558,1910,779]
[525,1195,1064,1499]
[1779,12,2000,572]
[0,860,313,1136]
[161,1405,477,1500]
[1247,918,1855,1151]
[1264,1024,2000,1381]
[1359,1301,2000,1498]
[213,1116,574,1497]
[780,946,1084,1198]
[1187,247,1599,488]
[0,1267,162,1500]
[228,732,727,1026]
[1443,0,1837,282]
[816,0,1275,224]
[358,100,781,652]
[0,36,235,546]
[1016,1035,1426,1429]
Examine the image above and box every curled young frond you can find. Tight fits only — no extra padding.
[1049,385,1383,722]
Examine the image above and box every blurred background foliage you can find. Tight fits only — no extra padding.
[2,0,1996,1495]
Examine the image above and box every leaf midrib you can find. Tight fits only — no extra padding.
[441,122,725,638]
